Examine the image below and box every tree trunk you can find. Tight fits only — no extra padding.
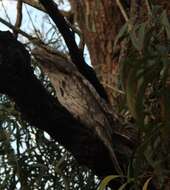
[2,0,170,188]
[69,0,124,104]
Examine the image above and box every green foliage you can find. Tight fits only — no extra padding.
[97,175,152,190]
[0,65,98,190]
[115,4,170,188]
[97,175,123,190]
[142,177,152,190]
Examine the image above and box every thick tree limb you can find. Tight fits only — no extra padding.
[32,45,138,174]
[0,30,138,188]
[68,0,125,104]
[32,46,137,151]
[39,0,108,101]
[0,30,118,186]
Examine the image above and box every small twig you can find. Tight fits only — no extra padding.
[24,4,41,40]
[102,82,125,95]
[116,0,129,23]
[0,17,70,63]
[145,0,152,16]
[22,0,72,17]
[14,0,23,38]
[0,17,42,45]
[116,0,132,31]
[1,0,11,23]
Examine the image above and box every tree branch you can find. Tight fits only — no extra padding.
[0,30,127,187]
[22,0,72,17]
[14,0,23,37]
[0,30,139,188]
[39,0,108,101]
[32,46,140,175]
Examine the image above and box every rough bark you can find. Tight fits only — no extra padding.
[0,31,137,188]
[0,31,112,176]
[39,0,108,101]
[68,0,170,104]
[1,0,170,188]
[36,0,139,176]
[69,0,124,104]
[0,1,138,187]
[32,46,137,155]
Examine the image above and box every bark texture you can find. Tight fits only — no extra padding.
[68,0,170,104]
[39,0,108,101]
[69,0,124,104]
[0,31,137,188]
[32,46,137,159]
[0,31,112,177]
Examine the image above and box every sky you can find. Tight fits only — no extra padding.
[0,0,91,64]
[0,1,50,34]
[0,1,90,188]
[0,2,92,188]
[0,0,70,31]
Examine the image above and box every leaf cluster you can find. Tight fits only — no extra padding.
[114,5,170,189]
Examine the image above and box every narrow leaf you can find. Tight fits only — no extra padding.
[160,10,170,39]
[114,23,128,48]
[118,179,134,190]
[97,175,122,190]
[142,177,152,190]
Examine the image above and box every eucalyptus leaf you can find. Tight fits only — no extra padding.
[160,10,170,39]
[97,175,123,190]
[130,23,147,51]
[114,23,128,49]
[142,177,152,190]
[118,179,134,190]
